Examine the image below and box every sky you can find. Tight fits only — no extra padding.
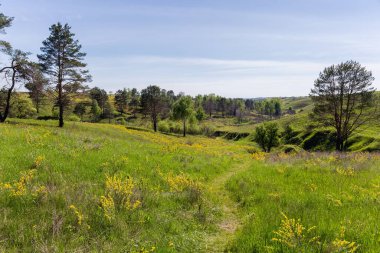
[2,0,380,98]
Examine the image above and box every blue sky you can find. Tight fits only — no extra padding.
[2,0,380,97]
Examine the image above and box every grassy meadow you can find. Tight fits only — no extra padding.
[0,119,379,252]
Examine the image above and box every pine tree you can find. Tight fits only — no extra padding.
[38,23,91,127]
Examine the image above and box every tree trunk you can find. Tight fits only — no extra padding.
[57,52,64,128]
[336,135,343,151]
[59,103,64,127]
[183,120,186,137]
[0,67,16,123]
[153,118,157,132]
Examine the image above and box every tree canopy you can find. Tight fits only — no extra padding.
[38,22,91,127]
[310,60,377,151]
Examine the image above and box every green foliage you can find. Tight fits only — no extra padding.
[195,107,206,121]
[254,122,280,152]
[310,61,377,151]
[140,85,166,132]
[38,22,91,127]
[158,120,170,133]
[90,99,101,122]
[172,96,195,137]
[73,102,87,120]
[9,94,37,119]
[24,65,48,114]
[89,87,108,115]
[282,124,301,145]
[114,88,129,114]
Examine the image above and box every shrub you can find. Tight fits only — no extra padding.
[67,115,81,122]
[254,123,279,152]
[282,124,301,144]
[99,175,141,221]
[188,124,201,135]
[200,125,216,137]
[158,121,170,133]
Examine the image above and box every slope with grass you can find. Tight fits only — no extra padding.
[0,120,380,252]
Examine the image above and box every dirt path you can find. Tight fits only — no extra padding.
[202,162,251,252]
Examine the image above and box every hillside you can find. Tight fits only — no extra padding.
[200,95,380,152]
[0,120,379,252]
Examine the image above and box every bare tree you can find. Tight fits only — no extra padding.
[310,60,378,151]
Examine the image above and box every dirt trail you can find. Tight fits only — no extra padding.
[202,162,251,252]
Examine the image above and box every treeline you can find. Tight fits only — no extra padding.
[6,82,286,136]
[1,8,289,133]
[81,86,285,122]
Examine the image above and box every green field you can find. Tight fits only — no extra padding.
[0,119,379,252]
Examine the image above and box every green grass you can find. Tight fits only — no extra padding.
[226,153,380,252]
[0,119,379,252]
[0,119,251,252]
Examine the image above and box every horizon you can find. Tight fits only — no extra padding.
[2,0,380,97]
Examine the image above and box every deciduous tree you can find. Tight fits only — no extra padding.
[310,61,377,151]
[254,123,279,152]
[25,64,48,114]
[140,85,165,132]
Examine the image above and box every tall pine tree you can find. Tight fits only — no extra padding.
[38,23,90,127]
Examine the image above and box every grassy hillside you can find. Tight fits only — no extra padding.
[0,120,379,252]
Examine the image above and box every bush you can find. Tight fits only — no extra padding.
[188,124,201,135]
[253,123,279,152]
[158,121,170,133]
[67,115,81,122]
[168,121,182,134]
[9,95,37,119]
[200,125,216,137]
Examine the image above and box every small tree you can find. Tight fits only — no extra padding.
[274,99,282,117]
[9,93,36,118]
[114,88,129,114]
[128,88,140,116]
[172,96,195,137]
[89,87,108,115]
[254,123,279,152]
[203,94,216,117]
[195,107,206,121]
[310,61,377,151]
[104,100,115,123]
[140,85,165,132]
[25,64,48,114]
[73,102,86,120]
[90,99,101,122]
[38,22,91,127]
